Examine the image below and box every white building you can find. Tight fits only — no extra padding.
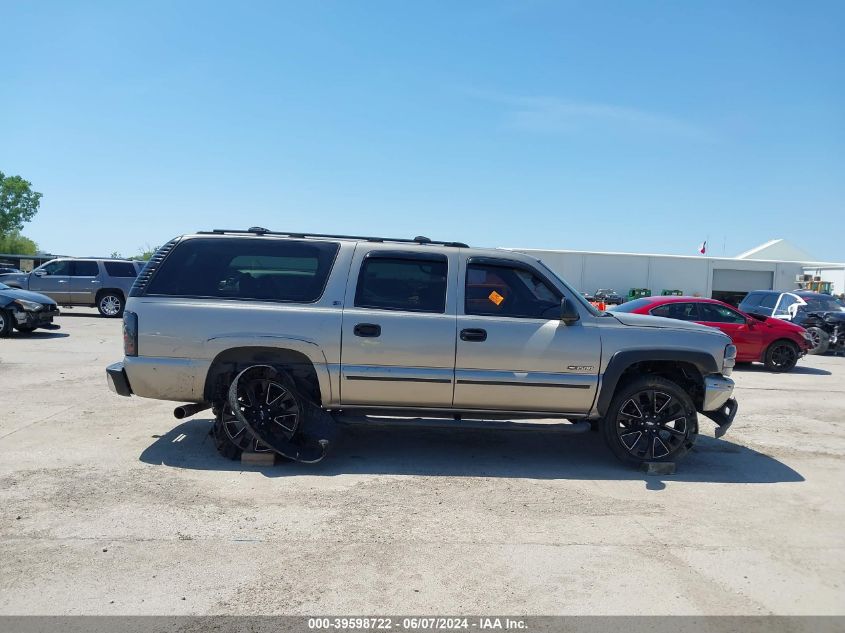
[511,239,845,305]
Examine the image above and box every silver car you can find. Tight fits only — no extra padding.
[0,258,142,317]
[106,229,738,467]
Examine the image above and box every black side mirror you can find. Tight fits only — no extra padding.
[561,297,580,325]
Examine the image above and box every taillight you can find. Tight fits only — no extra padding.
[123,311,138,357]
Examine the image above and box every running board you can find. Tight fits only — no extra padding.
[331,414,591,434]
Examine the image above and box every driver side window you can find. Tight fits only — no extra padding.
[40,261,71,276]
[465,262,561,319]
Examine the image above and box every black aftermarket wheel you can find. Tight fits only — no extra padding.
[211,403,279,460]
[764,340,799,372]
[603,375,698,467]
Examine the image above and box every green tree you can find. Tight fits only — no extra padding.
[0,171,42,236]
[0,231,38,255]
[130,244,160,261]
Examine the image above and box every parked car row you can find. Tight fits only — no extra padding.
[0,257,142,322]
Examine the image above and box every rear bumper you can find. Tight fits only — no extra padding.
[106,362,133,397]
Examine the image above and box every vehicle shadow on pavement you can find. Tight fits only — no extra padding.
[733,364,832,376]
[139,418,804,490]
[11,331,69,339]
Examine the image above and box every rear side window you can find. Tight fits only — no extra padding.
[355,254,448,313]
[758,293,779,311]
[71,261,99,276]
[740,292,763,309]
[104,261,138,277]
[650,302,700,321]
[145,238,339,302]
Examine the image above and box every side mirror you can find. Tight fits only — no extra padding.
[33,269,46,277]
[561,297,580,325]
[746,317,756,327]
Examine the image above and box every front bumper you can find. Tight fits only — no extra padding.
[13,307,60,328]
[106,362,133,397]
[701,373,737,438]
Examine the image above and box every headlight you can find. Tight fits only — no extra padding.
[722,344,737,376]
[13,299,43,312]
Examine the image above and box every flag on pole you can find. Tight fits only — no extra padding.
[698,241,707,254]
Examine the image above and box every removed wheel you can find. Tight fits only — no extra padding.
[211,403,278,460]
[0,309,12,337]
[805,327,830,355]
[764,340,799,372]
[603,375,698,467]
[97,292,124,318]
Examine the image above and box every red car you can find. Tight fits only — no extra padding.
[611,296,812,372]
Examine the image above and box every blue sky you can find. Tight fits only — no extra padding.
[2,0,843,261]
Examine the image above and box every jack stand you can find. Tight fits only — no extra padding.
[640,461,676,476]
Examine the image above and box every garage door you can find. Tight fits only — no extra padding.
[712,269,773,292]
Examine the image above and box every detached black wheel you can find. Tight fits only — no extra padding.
[805,327,830,355]
[603,376,697,467]
[0,309,12,337]
[764,340,799,372]
[211,403,279,460]
[97,292,124,318]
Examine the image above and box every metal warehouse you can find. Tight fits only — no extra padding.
[512,239,845,305]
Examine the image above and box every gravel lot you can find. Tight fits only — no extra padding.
[1,309,843,615]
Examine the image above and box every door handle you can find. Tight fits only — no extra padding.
[460,328,487,342]
[353,323,381,337]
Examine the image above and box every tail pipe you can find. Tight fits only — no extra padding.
[173,402,211,419]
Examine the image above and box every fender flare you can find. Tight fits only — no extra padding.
[596,349,720,417]
[203,334,334,405]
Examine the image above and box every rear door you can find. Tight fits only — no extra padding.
[453,256,601,414]
[29,260,71,303]
[339,247,458,408]
[68,260,102,305]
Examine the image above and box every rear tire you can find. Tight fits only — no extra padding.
[805,327,830,355]
[97,291,125,318]
[0,309,12,337]
[764,340,799,372]
[211,403,283,461]
[602,375,698,467]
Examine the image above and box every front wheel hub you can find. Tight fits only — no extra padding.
[616,390,690,460]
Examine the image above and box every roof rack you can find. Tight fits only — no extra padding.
[197,228,468,248]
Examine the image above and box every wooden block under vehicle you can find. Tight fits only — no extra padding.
[640,461,676,476]
[241,452,276,466]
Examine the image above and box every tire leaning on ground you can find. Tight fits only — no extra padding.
[0,309,12,337]
[805,327,830,355]
[602,375,698,467]
[764,340,800,372]
[96,291,125,318]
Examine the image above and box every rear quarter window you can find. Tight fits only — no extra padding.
[104,261,139,277]
[144,237,339,303]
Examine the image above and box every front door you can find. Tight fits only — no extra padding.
[68,260,102,305]
[29,260,71,303]
[697,303,764,361]
[339,247,458,408]
[453,257,601,414]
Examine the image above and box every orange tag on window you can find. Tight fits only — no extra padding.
[488,290,504,305]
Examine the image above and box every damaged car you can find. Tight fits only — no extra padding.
[0,282,61,336]
[106,228,738,468]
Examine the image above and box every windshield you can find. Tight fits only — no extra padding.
[534,259,602,316]
[800,295,845,312]
[607,298,653,313]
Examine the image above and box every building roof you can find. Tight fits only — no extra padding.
[735,239,813,261]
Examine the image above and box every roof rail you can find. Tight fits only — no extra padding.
[197,228,468,248]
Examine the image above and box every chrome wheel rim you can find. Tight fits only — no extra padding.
[616,390,689,460]
[100,295,121,316]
